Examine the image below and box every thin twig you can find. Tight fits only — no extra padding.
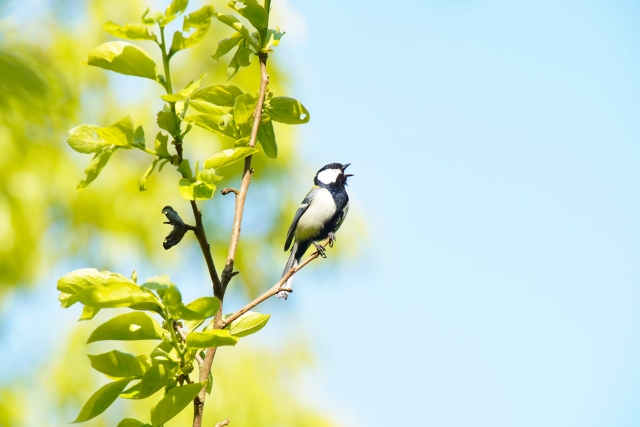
[221,239,331,328]
[221,188,239,196]
[215,419,230,427]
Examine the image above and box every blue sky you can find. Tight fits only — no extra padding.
[272,0,640,426]
[2,0,640,426]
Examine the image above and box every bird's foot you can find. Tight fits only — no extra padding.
[328,232,336,248]
[313,242,327,258]
[277,288,291,300]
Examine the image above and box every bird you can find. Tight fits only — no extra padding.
[278,162,353,299]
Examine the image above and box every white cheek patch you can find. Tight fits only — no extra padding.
[317,168,341,184]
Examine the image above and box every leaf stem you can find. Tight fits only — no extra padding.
[159,26,173,94]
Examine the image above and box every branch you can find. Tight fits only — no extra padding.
[220,53,270,289]
[190,200,223,296]
[215,419,230,427]
[221,239,331,328]
[193,52,270,427]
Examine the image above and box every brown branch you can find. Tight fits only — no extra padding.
[220,53,270,290]
[190,200,223,297]
[221,188,239,196]
[221,239,331,328]
[192,53,270,427]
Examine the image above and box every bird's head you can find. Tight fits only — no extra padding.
[314,163,353,187]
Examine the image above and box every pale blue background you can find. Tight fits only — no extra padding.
[276,0,640,426]
[2,0,640,426]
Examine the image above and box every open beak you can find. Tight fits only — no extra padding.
[341,163,353,177]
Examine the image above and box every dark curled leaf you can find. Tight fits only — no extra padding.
[162,206,193,250]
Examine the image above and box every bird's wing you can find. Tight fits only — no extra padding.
[284,187,317,251]
[335,201,350,232]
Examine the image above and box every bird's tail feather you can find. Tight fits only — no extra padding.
[281,243,298,287]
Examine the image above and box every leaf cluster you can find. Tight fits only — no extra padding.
[67,0,309,203]
[57,268,269,425]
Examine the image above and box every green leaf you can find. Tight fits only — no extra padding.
[87,42,158,81]
[257,119,277,158]
[138,158,159,191]
[160,0,189,26]
[58,268,128,307]
[264,27,285,52]
[67,125,110,154]
[160,74,205,102]
[233,136,251,147]
[176,297,220,320]
[176,159,193,179]
[197,168,223,184]
[76,281,159,309]
[267,96,310,124]
[89,350,148,378]
[170,5,214,54]
[185,330,238,348]
[150,382,206,426]
[192,85,243,107]
[79,305,101,321]
[87,312,165,343]
[96,115,135,147]
[154,132,171,157]
[76,146,116,190]
[178,179,215,201]
[188,100,232,115]
[134,125,145,147]
[157,108,180,135]
[183,114,235,138]
[142,275,171,290]
[117,419,152,427]
[121,364,172,400]
[229,312,270,337]
[72,378,133,423]
[229,0,268,30]
[142,8,164,25]
[103,21,157,41]
[204,147,259,169]
[211,32,243,60]
[233,92,257,125]
[213,13,259,48]
[158,283,182,308]
[237,47,253,67]
[226,46,241,81]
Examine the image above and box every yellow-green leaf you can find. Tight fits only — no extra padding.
[103,21,157,41]
[185,330,238,348]
[87,42,158,81]
[204,147,259,169]
[71,378,133,423]
[160,74,206,102]
[87,312,165,343]
[170,6,214,54]
[229,311,271,337]
[150,382,206,426]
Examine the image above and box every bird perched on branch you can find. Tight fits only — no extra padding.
[278,163,353,299]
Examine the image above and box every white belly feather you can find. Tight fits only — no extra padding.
[295,188,336,242]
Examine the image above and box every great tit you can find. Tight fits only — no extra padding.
[278,162,353,299]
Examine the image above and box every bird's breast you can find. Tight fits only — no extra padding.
[295,188,336,241]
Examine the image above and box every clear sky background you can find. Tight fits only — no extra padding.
[271,0,640,426]
[2,0,640,426]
